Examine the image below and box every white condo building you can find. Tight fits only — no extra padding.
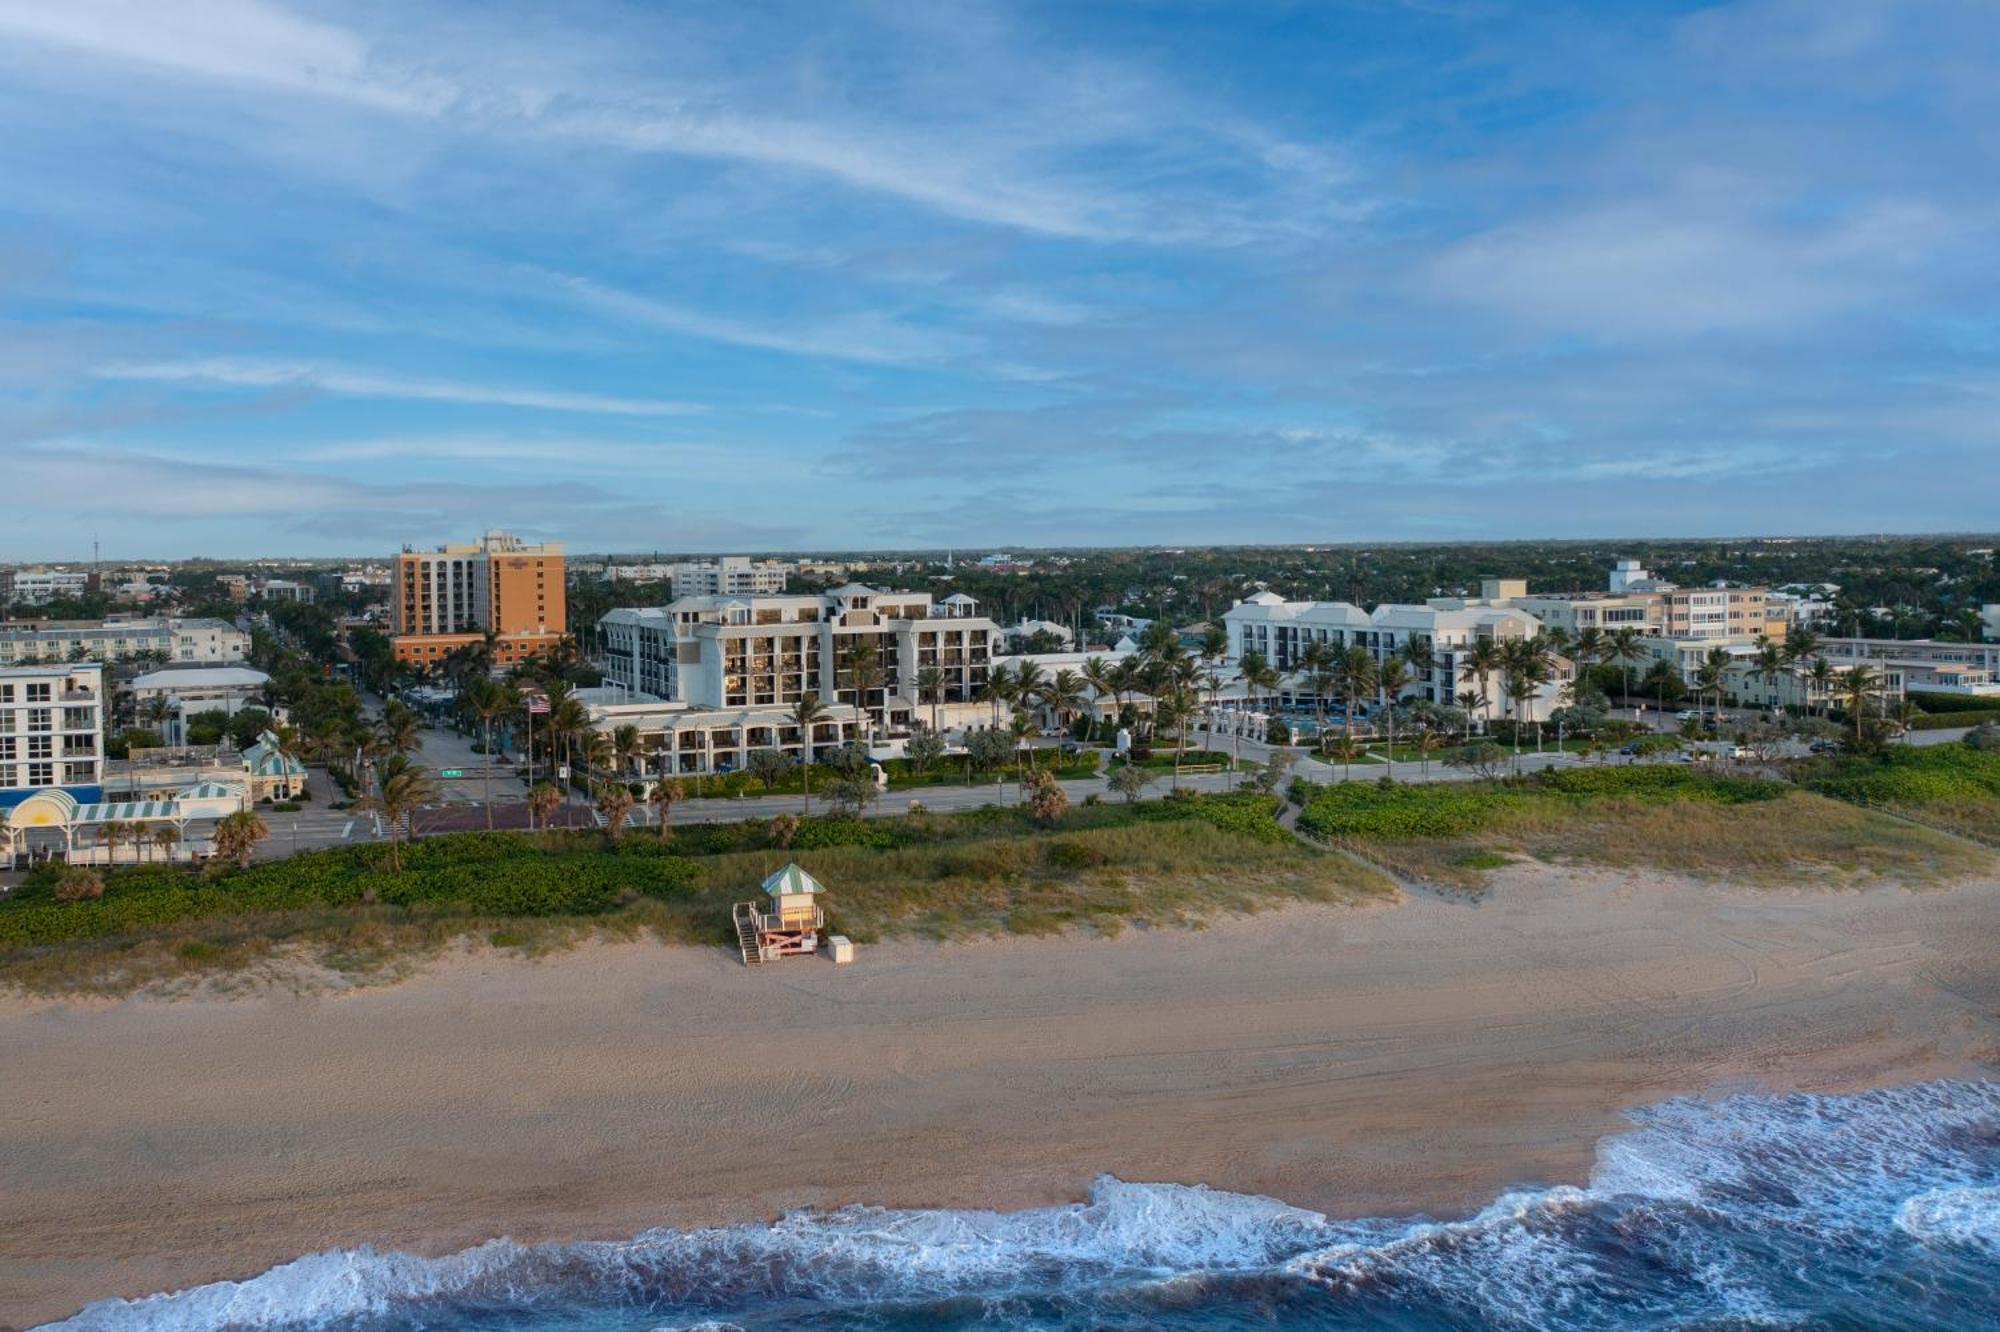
[0,617,250,666]
[593,585,1002,775]
[1222,592,1567,722]
[0,663,105,801]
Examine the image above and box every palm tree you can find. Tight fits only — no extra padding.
[980,663,1017,727]
[1464,638,1503,732]
[791,692,827,815]
[1808,655,1837,718]
[375,699,422,757]
[1838,665,1881,745]
[1693,647,1732,724]
[99,820,125,866]
[1011,659,1047,721]
[648,777,685,839]
[542,690,590,804]
[1607,628,1644,716]
[362,754,433,872]
[1456,689,1487,729]
[462,678,515,830]
[212,809,269,869]
[1238,649,1278,778]
[1041,668,1087,737]
[1753,638,1786,712]
[1297,640,1334,741]
[153,824,180,864]
[1376,655,1411,777]
[1573,627,1605,679]
[1080,656,1118,739]
[914,665,947,734]
[527,782,562,833]
[594,783,634,841]
[1338,645,1377,758]
[841,637,887,748]
[1783,627,1820,668]
[1402,633,1436,699]
[1156,690,1195,788]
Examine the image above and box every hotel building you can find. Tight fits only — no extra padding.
[592,585,1000,774]
[393,531,565,668]
[0,663,105,804]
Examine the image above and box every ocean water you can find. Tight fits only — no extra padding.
[43,1080,2000,1332]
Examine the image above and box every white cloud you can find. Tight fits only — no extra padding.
[96,359,704,417]
[0,0,451,113]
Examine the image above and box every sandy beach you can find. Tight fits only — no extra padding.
[3,866,1996,1328]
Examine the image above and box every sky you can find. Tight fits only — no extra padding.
[3,0,1997,560]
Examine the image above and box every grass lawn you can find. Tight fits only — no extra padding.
[1109,749,1238,771]
[0,793,1391,994]
[1297,765,1993,892]
[1798,743,2000,847]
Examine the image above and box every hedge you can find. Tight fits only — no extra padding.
[1909,709,2000,731]
[1803,744,2000,806]
[1909,691,2000,715]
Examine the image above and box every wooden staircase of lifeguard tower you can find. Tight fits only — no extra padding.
[732,902,762,967]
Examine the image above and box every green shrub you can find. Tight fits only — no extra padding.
[1803,744,2000,805]
[1535,765,1783,804]
[1909,691,2000,714]
[1908,709,2000,731]
[1299,783,1519,839]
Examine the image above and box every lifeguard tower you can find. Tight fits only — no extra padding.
[734,863,827,966]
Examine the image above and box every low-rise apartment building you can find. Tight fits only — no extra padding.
[1814,637,2000,697]
[1222,592,1567,722]
[663,557,793,597]
[0,663,105,803]
[0,617,249,665]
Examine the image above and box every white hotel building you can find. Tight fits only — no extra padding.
[0,617,250,666]
[593,585,1002,775]
[1222,591,1567,722]
[0,663,105,803]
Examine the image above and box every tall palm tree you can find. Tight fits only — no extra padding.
[914,665,947,734]
[99,820,125,866]
[375,700,422,758]
[1607,628,1644,716]
[1573,627,1605,679]
[1296,640,1334,741]
[791,692,827,815]
[1080,656,1117,738]
[612,723,644,780]
[980,663,1016,727]
[1041,668,1087,737]
[1237,649,1278,775]
[152,824,180,864]
[1693,647,1732,724]
[1464,638,1503,732]
[1156,690,1195,789]
[1376,655,1411,777]
[1338,645,1377,759]
[462,678,515,830]
[1838,665,1881,744]
[841,637,887,748]
[1401,633,1435,697]
[362,754,433,873]
[1753,638,1786,711]
[1807,655,1837,718]
[1783,627,1820,668]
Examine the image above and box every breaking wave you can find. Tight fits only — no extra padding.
[43,1080,2000,1332]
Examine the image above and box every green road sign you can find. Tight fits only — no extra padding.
[440,768,465,778]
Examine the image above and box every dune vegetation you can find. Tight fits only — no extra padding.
[0,793,1392,994]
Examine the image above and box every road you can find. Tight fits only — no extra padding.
[246,714,1980,861]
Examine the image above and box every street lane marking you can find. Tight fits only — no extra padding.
[340,820,354,840]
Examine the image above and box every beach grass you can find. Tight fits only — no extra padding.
[1298,766,1993,891]
[0,793,1393,994]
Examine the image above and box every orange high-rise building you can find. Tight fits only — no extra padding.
[392,531,566,669]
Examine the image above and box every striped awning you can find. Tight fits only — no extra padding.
[72,800,182,824]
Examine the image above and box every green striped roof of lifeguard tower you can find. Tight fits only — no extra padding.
[760,863,826,897]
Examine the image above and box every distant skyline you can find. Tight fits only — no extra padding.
[5,0,1998,559]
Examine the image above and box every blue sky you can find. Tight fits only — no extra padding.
[3,0,1996,559]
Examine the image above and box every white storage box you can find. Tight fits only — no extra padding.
[828,935,856,965]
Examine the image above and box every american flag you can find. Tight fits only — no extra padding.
[527,694,550,715]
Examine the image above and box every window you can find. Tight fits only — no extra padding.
[0,737,12,760]
[64,761,95,783]
[0,684,11,702]
[26,682,51,702]
[27,762,52,786]
[28,735,52,760]
[26,708,52,733]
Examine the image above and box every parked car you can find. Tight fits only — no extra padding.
[1728,745,1756,761]
[1059,738,1086,756]
[1676,709,1702,721]
[1809,739,1843,755]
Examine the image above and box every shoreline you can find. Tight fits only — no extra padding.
[4,867,1996,1327]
